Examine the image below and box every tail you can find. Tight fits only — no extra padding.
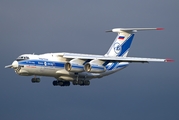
[105,28,163,57]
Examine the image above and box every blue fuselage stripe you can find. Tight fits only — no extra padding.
[19,60,64,68]
[18,60,128,71]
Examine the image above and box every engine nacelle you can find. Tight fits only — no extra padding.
[65,62,84,72]
[84,63,106,73]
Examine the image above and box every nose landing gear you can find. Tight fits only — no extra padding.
[31,78,40,83]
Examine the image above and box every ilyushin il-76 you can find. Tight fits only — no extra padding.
[5,28,173,86]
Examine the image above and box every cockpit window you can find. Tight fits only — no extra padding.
[16,56,29,61]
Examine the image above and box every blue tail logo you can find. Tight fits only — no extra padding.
[114,43,121,54]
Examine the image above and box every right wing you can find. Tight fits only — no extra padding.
[63,53,173,63]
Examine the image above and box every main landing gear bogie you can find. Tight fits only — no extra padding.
[72,80,90,86]
[52,80,90,86]
[53,80,70,86]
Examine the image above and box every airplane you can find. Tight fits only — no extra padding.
[5,28,173,86]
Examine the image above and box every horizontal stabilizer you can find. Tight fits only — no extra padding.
[106,28,164,33]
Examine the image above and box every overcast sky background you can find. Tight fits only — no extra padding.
[0,1,179,120]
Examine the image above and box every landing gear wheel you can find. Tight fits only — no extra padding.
[52,80,70,86]
[72,80,78,85]
[78,80,84,86]
[31,78,35,83]
[53,81,58,86]
[31,78,40,83]
[36,78,40,83]
[64,81,70,86]
[84,80,90,86]
[58,81,64,86]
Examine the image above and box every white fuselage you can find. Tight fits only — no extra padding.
[14,53,129,81]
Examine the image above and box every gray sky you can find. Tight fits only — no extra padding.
[0,1,179,120]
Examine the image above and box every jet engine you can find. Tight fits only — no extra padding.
[65,62,84,72]
[84,63,106,73]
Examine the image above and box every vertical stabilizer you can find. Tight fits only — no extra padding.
[105,30,135,57]
[105,28,163,57]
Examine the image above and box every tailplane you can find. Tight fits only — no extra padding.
[105,28,163,57]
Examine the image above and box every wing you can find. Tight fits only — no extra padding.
[63,53,173,63]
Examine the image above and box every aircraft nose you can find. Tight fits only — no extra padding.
[12,61,19,68]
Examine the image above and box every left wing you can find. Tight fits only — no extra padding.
[63,53,173,63]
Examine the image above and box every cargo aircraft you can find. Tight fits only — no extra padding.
[5,28,173,86]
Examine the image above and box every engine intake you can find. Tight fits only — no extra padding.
[65,62,84,72]
[84,63,106,73]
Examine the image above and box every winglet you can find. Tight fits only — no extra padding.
[164,58,174,62]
